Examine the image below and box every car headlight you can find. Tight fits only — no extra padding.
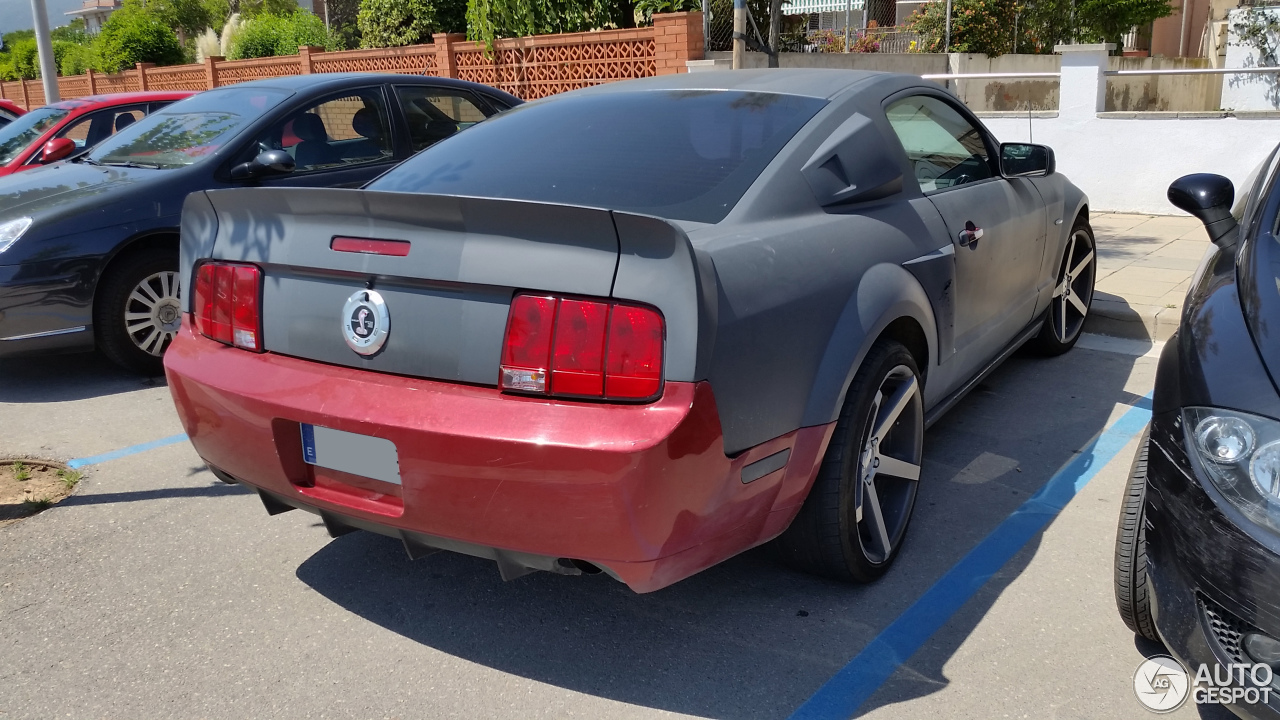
[1186,407,1280,534]
[0,217,32,254]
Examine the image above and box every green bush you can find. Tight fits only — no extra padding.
[905,0,1019,55]
[358,0,436,48]
[9,38,38,79]
[227,11,331,59]
[94,0,185,72]
[59,42,97,76]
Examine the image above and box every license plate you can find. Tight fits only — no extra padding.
[300,423,401,485]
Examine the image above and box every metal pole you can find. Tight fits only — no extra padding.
[703,0,711,54]
[1178,0,1190,57]
[30,0,59,104]
[844,0,851,52]
[732,0,746,68]
[944,0,952,52]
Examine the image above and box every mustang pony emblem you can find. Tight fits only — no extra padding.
[342,289,389,356]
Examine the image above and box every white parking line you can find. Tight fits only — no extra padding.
[1077,333,1166,359]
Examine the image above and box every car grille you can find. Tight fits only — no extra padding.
[1199,592,1250,664]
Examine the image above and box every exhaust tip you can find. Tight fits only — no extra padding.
[564,559,603,575]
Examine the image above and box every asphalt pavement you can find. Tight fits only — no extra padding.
[0,331,1208,720]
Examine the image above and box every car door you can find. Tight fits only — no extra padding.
[885,92,1046,374]
[246,86,401,189]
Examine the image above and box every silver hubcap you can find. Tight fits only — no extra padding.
[1051,229,1095,344]
[854,365,923,565]
[125,271,181,356]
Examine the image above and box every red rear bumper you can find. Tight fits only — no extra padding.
[164,323,833,592]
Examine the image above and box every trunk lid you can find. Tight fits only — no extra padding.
[198,188,621,385]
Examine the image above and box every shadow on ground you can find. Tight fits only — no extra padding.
[295,346,1147,719]
[0,352,164,403]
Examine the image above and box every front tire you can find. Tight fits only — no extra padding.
[779,339,924,583]
[95,249,181,375]
[1115,427,1160,641]
[1029,216,1096,356]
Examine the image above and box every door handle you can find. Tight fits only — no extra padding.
[958,221,984,248]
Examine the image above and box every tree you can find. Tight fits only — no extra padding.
[324,0,362,49]
[151,0,214,42]
[1018,0,1173,54]
[238,0,300,18]
[905,0,1020,56]
[1074,0,1171,50]
[94,0,186,73]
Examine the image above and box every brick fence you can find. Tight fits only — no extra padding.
[0,11,704,110]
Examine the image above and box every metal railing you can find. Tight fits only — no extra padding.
[1105,67,1280,76]
[919,72,1061,80]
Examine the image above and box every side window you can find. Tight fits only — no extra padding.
[248,89,393,173]
[886,95,994,193]
[395,86,492,153]
[51,106,145,155]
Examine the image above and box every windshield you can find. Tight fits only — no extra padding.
[0,107,69,165]
[89,87,292,169]
[368,90,827,223]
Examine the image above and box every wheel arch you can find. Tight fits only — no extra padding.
[801,262,937,428]
[90,229,180,339]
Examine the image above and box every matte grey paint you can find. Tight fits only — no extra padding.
[183,69,1089,456]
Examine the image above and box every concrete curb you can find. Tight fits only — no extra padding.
[1084,294,1181,342]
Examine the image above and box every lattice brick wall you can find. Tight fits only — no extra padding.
[453,30,659,100]
[147,66,209,91]
[217,56,303,86]
[312,47,436,75]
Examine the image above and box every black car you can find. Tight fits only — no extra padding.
[1114,149,1280,718]
[0,73,519,373]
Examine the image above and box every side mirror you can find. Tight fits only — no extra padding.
[230,149,295,181]
[41,137,76,164]
[999,143,1055,178]
[1168,173,1237,248]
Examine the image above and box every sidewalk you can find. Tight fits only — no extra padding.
[1085,212,1209,342]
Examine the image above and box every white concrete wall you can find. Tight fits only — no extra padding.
[1222,7,1280,111]
[983,45,1280,215]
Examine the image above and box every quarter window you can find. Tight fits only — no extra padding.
[395,87,492,153]
[886,95,994,193]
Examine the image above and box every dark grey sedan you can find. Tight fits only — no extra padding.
[166,69,1096,589]
[0,73,519,373]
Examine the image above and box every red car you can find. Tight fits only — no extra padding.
[0,99,24,128]
[0,91,194,176]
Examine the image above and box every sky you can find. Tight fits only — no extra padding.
[2,0,87,37]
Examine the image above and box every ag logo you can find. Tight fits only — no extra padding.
[1134,654,1190,713]
[342,289,389,356]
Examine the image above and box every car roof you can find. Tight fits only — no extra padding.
[568,68,900,100]
[51,91,197,111]
[220,72,502,94]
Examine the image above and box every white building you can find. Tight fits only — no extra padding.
[65,0,122,34]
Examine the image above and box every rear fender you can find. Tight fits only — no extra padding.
[801,263,937,427]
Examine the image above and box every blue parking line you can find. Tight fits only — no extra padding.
[67,433,190,469]
[789,400,1153,720]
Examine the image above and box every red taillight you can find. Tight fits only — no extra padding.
[193,261,263,352]
[499,295,556,393]
[551,299,608,397]
[605,304,664,400]
[500,293,664,401]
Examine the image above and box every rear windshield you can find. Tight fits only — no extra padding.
[368,90,827,223]
[89,87,292,169]
[0,107,69,165]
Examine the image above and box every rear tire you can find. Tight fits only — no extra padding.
[1029,216,1096,356]
[1114,426,1160,642]
[95,249,181,376]
[779,339,924,583]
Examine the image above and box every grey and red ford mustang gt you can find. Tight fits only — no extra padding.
[164,69,1098,592]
